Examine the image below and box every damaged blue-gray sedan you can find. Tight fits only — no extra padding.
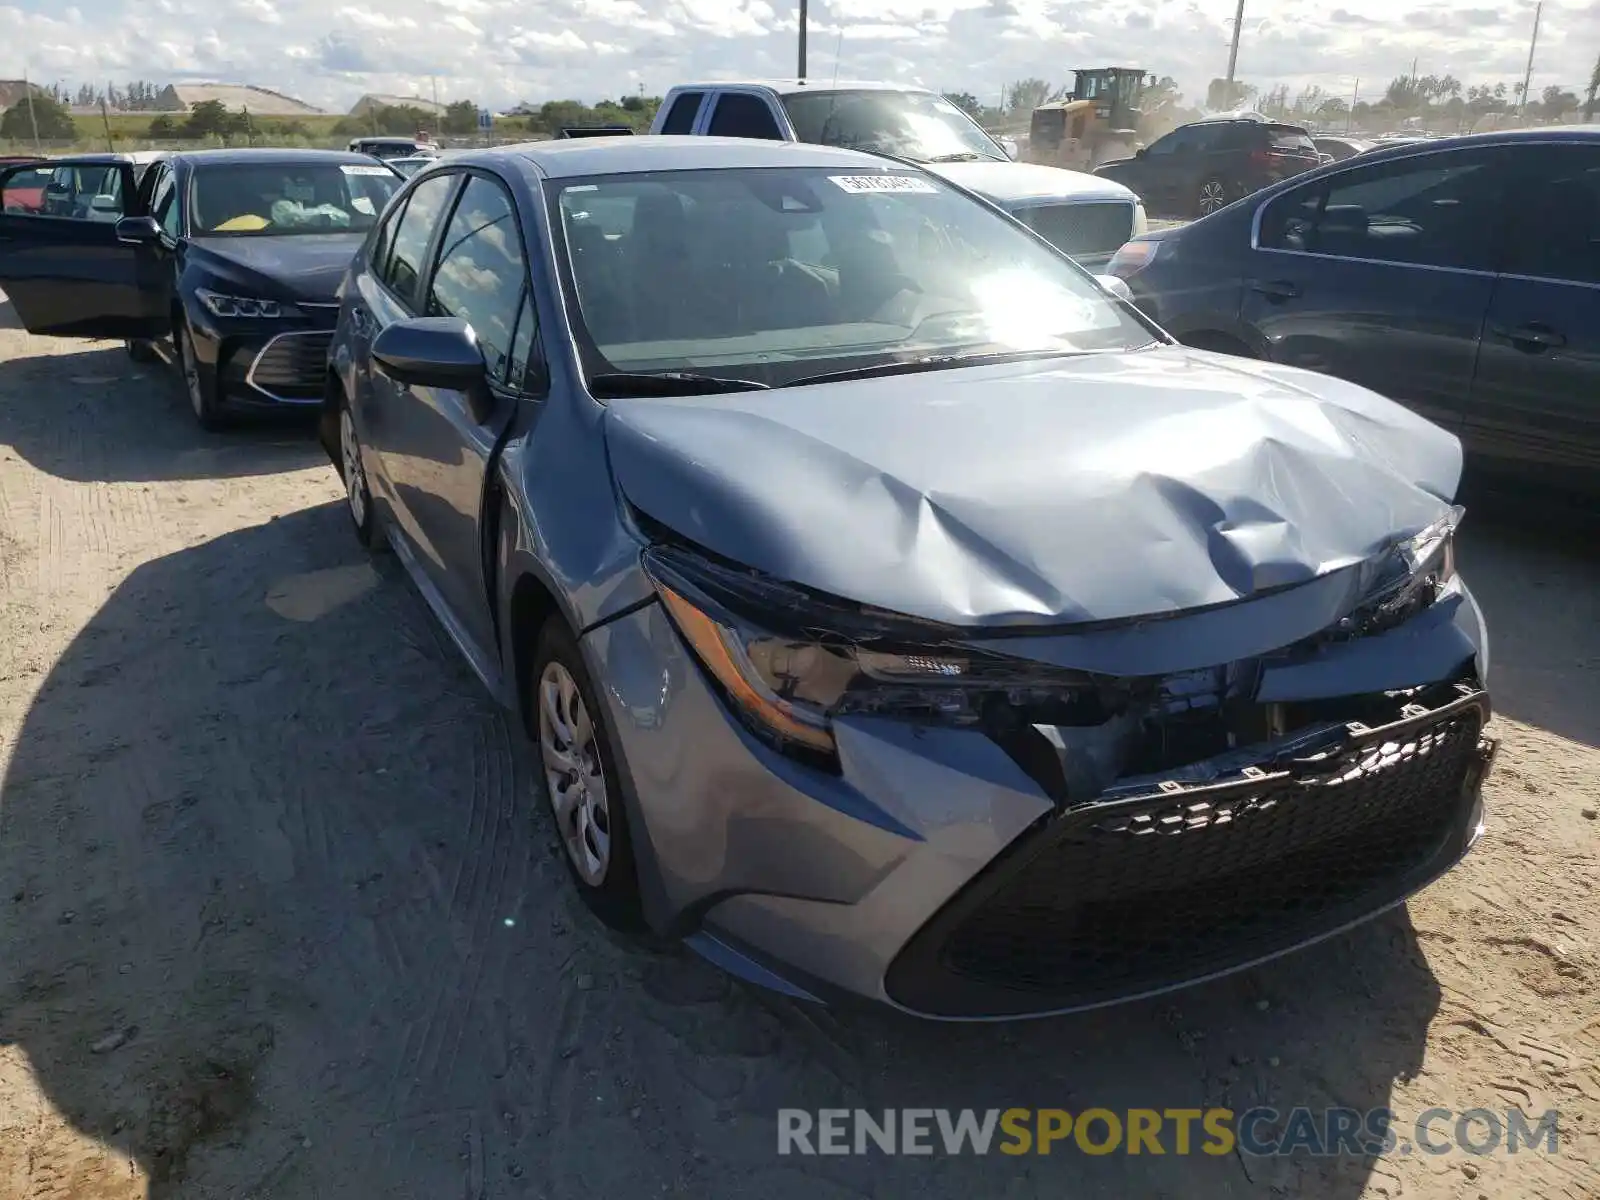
[320,136,1497,1019]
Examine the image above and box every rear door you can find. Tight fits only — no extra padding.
[0,158,167,338]
[1239,143,1514,433]
[1466,140,1600,487]
[1119,125,1198,214]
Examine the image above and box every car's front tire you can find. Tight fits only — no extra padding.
[124,338,158,364]
[336,396,384,550]
[532,616,643,931]
[176,320,228,431]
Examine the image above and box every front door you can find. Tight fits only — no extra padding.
[1238,143,1514,434]
[1464,141,1600,489]
[0,159,166,338]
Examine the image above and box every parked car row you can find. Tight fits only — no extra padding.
[0,123,1540,1020]
[1108,126,1600,495]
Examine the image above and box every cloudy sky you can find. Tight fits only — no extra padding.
[3,0,1597,113]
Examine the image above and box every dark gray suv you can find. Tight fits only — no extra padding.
[1095,117,1321,217]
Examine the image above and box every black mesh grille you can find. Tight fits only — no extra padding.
[248,332,333,399]
[886,689,1493,1017]
[1019,201,1135,259]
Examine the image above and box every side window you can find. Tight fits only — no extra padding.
[507,289,547,393]
[1145,127,1191,156]
[382,173,456,304]
[368,194,405,280]
[423,175,527,383]
[707,93,783,141]
[1258,149,1504,271]
[13,163,129,222]
[659,92,704,135]
[1502,145,1599,286]
[150,167,181,237]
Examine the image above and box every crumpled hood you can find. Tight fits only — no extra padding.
[187,233,365,303]
[603,346,1462,628]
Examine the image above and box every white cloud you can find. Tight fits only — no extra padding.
[0,0,1594,114]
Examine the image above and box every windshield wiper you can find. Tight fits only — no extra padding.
[587,372,771,398]
[782,349,1090,388]
[923,152,1003,163]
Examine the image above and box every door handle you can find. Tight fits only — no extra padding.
[1489,322,1565,350]
[1250,279,1300,300]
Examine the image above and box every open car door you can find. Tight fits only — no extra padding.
[0,158,168,339]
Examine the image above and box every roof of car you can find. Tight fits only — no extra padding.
[166,147,396,167]
[1347,124,1600,166]
[668,79,934,97]
[483,134,928,179]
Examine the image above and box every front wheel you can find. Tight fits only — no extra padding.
[533,617,643,931]
[125,338,158,364]
[1196,177,1230,218]
[337,398,384,550]
[176,320,228,431]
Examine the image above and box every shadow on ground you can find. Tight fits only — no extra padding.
[1455,472,1600,750]
[0,339,322,483]
[0,500,1442,1198]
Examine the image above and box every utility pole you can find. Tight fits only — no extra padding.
[798,0,808,79]
[1224,0,1246,86]
[23,69,41,152]
[100,88,114,151]
[1347,77,1359,133]
[1518,1,1542,118]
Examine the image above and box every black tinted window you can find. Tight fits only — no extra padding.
[424,176,527,381]
[660,92,703,134]
[707,93,782,140]
[1147,126,1196,155]
[1269,128,1317,154]
[1503,144,1600,286]
[151,167,180,236]
[384,173,456,303]
[1259,149,1505,270]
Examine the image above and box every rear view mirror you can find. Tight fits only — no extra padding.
[115,215,161,244]
[372,316,488,391]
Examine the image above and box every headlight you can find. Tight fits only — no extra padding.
[195,289,294,319]
[643,546,1108,765]
[1343,507,1461,637]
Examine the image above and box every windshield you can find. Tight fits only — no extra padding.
[782,90,1006,163]
[550,166,1155,390]
[190,162,400,236]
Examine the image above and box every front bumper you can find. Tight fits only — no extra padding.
[189,305,340,411]
[583,584,1495,1020]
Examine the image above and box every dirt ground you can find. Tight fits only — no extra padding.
[0,317,1596,1200]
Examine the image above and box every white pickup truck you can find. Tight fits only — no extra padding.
[648,79,1147,268]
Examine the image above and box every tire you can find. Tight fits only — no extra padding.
[336,395,385,550]
[125,338,158,364]
[1195,176,1230,218]
[176,320,229,431]
[532,616,643,931]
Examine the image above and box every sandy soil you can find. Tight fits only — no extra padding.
[0,323,1596,1199]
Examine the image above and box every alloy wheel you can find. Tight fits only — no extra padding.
[538,661,611,886]
[179,326,206,418]
[1198,180,1228,216]
[340,407,367,528]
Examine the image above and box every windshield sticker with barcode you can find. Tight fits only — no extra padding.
[828,174,938,194]
[341,164,395,176]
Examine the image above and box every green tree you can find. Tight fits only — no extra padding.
[146,113,180,138]
[1003,78,1060,114]
[1585,54,1599,121]
[1539,85,1578,119]
[942,91,982,118]
[1205,78,1254,110]
[184,99,236,138]
[0,91,76,140]
[442,99,479,135]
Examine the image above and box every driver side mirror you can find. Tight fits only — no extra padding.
[998,137,1020,161]
[372,316,488,393]
[1094,275,1134,303]
[115,215,161,244]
